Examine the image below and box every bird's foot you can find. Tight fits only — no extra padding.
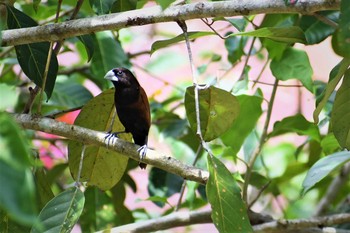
[137,145,148,169]
[104,132,120,148]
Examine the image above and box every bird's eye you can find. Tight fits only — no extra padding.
[116,70,123,76]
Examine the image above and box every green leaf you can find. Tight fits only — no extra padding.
[155,0,174,9]
[302,151,350,195]
[80,187,119,232]
[111,0,137,12]
[33,0,41,12]
[332,0,350,58]
[233,26,306,44]
[300,11,338,45]
[320,133,340,155]
[77,35,94,62]
[0,112,37,226]
[0,83,19,110]
[68,89,130,190]
[89,0,114,15]
[151,31,215,53]
[34,169,55,210]
[184,86,240,142]
[43,81,93,115]
[221,94,263,155]
[270,47,313,92]
[313,58,350,123]
[31,187,85,233]
[331,70,350,149]
[148,167,183,207]
[6,5,58,99]
[91,31,130,88]
[206,155,253,233]
[225,35,247,64]
[268,114,321,141]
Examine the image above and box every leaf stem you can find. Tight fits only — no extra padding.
[243,79,279,203]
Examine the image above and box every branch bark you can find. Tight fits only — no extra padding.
[2,0,340,46]
[253,213,350,233]
[96,209,273,233]
[13,113,208,185]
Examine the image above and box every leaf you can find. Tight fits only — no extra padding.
[68,89,130,190]
[34,169,55,210]
[155,0,174,9]
[221,94,263,156]
[233,26,306,44]
[0,112,37,225]
[331,70,350,149]
[90,31,130,87]
[302,151,350,195]
[6,5,58,99]
[313,58,350,123]
[33,0,41,13]
[206,155,253,233]
[148,167,183,207]
[80,187,119,232]
[225,35,247,64]
[89,0,114,15]
[300,11,338,45]
[268,114,321,141]
[31,187,85,233]
[151,31,215,53]
[0,83,19,110]
[270,47,313,92]
[184,86,240,142]
[332,0,350,58]
[77,34,94,62]
[111,0,137,12]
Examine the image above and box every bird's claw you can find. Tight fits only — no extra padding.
[104,132,119,148]
[137,145,148,160]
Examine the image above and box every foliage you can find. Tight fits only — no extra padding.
[0,0,350,232]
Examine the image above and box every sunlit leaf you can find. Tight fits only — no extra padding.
[313,58,350,123]
[302,151,350,195]
[269,114,321,141]
[206,155,253,233]
[185,86,240,142]
[78,34,94,62]
[270,47,313,92]
[331,70,350,149]
[221,94,263,156]
[68,89,131,190]
[31,187,85,233]
[233,26,306,44]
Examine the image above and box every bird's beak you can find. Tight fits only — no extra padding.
[104,70,118,82]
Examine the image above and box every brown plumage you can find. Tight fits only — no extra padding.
[104,67,150,169]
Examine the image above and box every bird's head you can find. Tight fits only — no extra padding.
[104,67,139,88]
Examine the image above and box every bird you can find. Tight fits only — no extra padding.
[104,67,150,169]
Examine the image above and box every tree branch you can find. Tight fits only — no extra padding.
[2,0,340,46]
[96,209,273,233]
[314,162,350,216]
[13,113,208,185]
[253,213,350,233]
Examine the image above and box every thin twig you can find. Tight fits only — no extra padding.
[37,41,54,114]
[243,79,279,203]
[45,106,83,119]
[200,18,227,39]
[250,79,303,87]
[252,59,270,89]
[76,144,86,184]
[238,37,256,81]
[312,12,338,28]
[175,144,203,211]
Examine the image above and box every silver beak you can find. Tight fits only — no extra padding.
[104,70,118,82]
